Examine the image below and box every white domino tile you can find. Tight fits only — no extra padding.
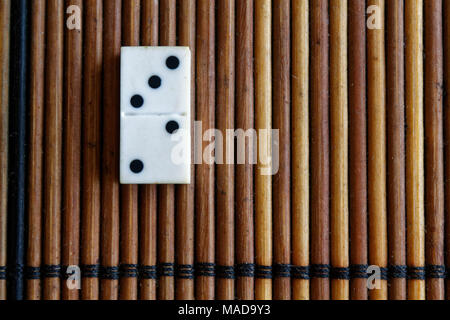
[120,46,191,184]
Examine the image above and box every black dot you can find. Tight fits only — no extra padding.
[130,160,144,174]
[166,56,180,70]
[130,95,144,108]
[166,121,180,134]
[148,75,162,89]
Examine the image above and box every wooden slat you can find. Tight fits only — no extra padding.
[82,0,103,300]
[405,0,426,300]
[444,0,450,301]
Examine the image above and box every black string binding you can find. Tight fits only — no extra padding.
[120,264,139,278]
[380,267,388,280]
[350,264,368,279]
[331,267,350,280]
[81,265,101,278]
[140,265,157,280]
[389,265,407,279]
[24,266,40,280]
[158,263,175,277]
[176,264,194,280]
[255,265,272,279]
[408,266,426,280]
[0,266,7,280]
[101,266,120,280]
[216,266,235,279]
[195,263,215,277]
[426,265,446,279]
[236,263,255,278]
[310,264,330,279]
[274,264,291,278]
[43,265,61,279]
[292,266,310,280]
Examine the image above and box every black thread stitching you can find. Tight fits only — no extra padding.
[25,266,40,280]
[331,267,350,280]
[140,265,157,280]
[350,264,368,279]
[292,266,310,279]
[43,265,61,278]
[158,263,175,277]
[426,265,446,279]
[195,263,215,277]
[216,266,235,279]
[380,267,388,280]
[389,265,407,279]
[255,265,272,279]
[176,264,194,279]
[81,264,101,278]
[236,263,255,278]
[0,266,6,280]
[408,267,426,280]
[101,266,120,280]
[120,264,139,278]
[274,264,291,278]
[310,264,330,279]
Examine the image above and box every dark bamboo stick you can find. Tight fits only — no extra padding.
[82,0,103,300]
[101,0,121,300]
[235,0,255,301]
[139,0,158,301]
[176,0,196,301]
[195,0,215,300]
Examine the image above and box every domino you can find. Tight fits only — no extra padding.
[120,46,191,184]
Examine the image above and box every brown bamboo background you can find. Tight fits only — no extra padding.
[2,0,450,301]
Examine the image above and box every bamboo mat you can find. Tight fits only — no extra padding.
[1,0,450,301]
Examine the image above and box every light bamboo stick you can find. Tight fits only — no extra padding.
[292,0,309,301]
[367,0,388,300]
[255,0,272,301]
[330,0,349,301]
[405,0,426,300]
[444,0,450,301]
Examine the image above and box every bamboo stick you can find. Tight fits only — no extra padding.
[27,0,45,301]
[120,0,140,301]
[367,0,388,300]
[444,0,450,300]
[139,0,158,301]
[386,0,407,300]
[292,0,309,301]
[101,0,121,300]
[176,0,196,300]
[272,0,291,301]
[330,0,349,301]
[405,0,425,300]
[310,0,329,300]
[216,0,235,301]
[424,0,445,300]
[157,0,176,301]
[62,0,83,301]
[195,0,215,300]
[0,0,10,301]
[82,0,103,300]
[235,0,255,301]
[348,0,368,301]
[43,0,64,300]
[255,0,272,301]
